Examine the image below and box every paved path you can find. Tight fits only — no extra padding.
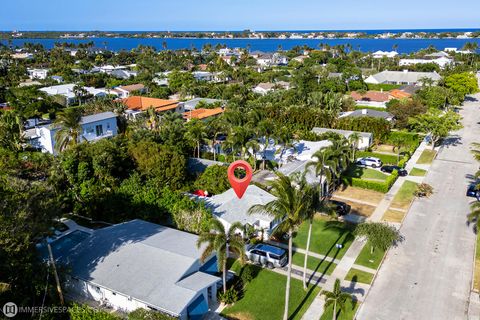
[301,129,439,320]
[357,94,480,320]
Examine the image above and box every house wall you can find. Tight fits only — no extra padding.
[81,118,118,142]
[36,126,55,154]
[358,136,372,150]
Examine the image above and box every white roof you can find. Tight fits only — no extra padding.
[203,185,277,226]
[365,70,441,84]
[58,220,219,316]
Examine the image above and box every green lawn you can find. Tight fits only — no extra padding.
[320,300,358,320]
[343,165,388,181]
[416,149,437,165]
[291,252,337,276]
[292,217,355,259]
[354,245,386,270]
[390,180,418,210]
[409,167,427,176]
[345,268,374,285]
[222,266,321,320]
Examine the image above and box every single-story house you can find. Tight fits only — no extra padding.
[111,69,138,79]
[201,185,279,239]
[253,81,290,95]
[350,91,390,108]
[364,70,441,86]
[121,96,183,118]
[109,84,146,98]
[183,108,224,121]
[180,98,225,111]
[339,108,394,122]
[192,71,222,83]
[371,51,398,59]
[311,128,373,150]
[39,84,107,105]
[399,57,453,68]
[42,219,220,320]
[32,111,117,154]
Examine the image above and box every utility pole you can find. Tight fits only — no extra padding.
[46,242,64,305]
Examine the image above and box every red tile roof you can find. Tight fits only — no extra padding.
[350,91,390,103]
[183,107,224,120]
[389,89,412,100]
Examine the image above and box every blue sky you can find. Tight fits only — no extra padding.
[2,0,480,31]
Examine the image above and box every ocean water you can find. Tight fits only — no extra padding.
[3,37,480,53]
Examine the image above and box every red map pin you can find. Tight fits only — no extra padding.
[227,160,253,199]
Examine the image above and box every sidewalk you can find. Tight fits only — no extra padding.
[301,139,431,320]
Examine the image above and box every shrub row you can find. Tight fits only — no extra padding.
[343,170,399,193]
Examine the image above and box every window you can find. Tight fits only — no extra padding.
[95,125,103,136]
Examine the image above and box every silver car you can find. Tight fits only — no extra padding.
[246,243,288,268]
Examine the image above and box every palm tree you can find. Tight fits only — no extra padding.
[184,119,207,158]
[321,278,353,320]
[197,219,246,295]
[348,133,361,161]
[54,108,83,153]
[468,202,480,231]
[248,173,306,320]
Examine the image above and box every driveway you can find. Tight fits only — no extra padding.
[356,94,480,320]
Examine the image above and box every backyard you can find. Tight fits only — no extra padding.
[222,265,321,320]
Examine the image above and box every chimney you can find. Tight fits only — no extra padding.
[362,109,367,115]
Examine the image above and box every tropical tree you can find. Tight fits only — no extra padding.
[409,109,462,150]
[321,278,354,320]
[196,219,246,294]
[54,108,83,153]
[389,134,408,163]
[184,119,207,158]
[348,132,361,161]
[248,173,306,320]
[354,222,402,254]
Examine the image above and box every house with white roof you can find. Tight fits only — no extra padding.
[364,70,441,86]
[399,57,453,68]
[311,128,373,150]
[33,111,117,154]
[39,84,107,105]
[371,51,398,59]
[252,81,291,95]
[42,219,220,320]
[201,185,280,239]
[27,68,49,80]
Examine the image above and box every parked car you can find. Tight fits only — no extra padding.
[381,165,408,176]
[329,200,351,216]
[246,243,288,268]
[356,157,382,168]
[467,184,480,199]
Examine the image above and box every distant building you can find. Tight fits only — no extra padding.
[109,84,146,98]
[339,108,394,122]
[364,70,441,86]
[183,107,224,121]
[350,91,390,108]
[399,57,452,68]
[180,98,225,111]
[41,219,220,319]
[39,84,107,105]
[32,111,118,154]
[253,81,290,95]
[111,69,138,79]
[27,68,49,80]
[192,71,222,82]
[371,51,398,59]
[122,96,183,118]
[311,127,373,150]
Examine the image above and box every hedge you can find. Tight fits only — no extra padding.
[343,170,399,193]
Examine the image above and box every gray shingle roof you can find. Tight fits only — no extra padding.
[79,111,117,125]
[57,220,219,315]
[342,109,393,121]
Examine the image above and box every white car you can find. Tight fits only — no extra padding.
[356,157,383,168]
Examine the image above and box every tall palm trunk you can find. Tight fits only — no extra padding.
[303,219,313,289]
[197,141,201,158]
[223,257,227,294]
[333,300,337,320]
[283,230,293,320]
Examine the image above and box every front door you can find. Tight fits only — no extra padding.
[95,125,103,137]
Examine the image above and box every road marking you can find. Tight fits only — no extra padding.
[435,158,474,165]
